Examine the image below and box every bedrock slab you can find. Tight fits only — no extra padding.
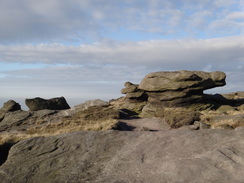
[0,128,243,183]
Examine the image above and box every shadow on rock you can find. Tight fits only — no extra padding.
[204,94,244,110]
[112,121,136,131]
[0,142,16,166]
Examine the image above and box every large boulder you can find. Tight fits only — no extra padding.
[0,129,244,183]
[139,70,226,107]
[0,100,21,112]
[112,82,148,116]
[25,97,70,111]
[0,100,21,121]
[116,71,228,116]
[121,82,147,101]
[139,70,226,91]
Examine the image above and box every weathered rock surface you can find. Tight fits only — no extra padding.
[0,100,21,112]
[222,91,244,100]
[113,71,244,123]
[206,114,244,129]
[0,99,116,136]
[139,70,226,108]
[110,97,147,115]
[0,100,21,121]
[25,97,70,111]
[74,99,109,111]
[121,82,147,101]
[0,128,244,183]
[139,70,226,91]
[0,109,60,133]
[0,111,31,131]
[117,70,227,112]
[116,118,171,131]
[59,99,110,117]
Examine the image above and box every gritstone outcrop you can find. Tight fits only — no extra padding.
[122,70,226,108]
[25,96,70,111]
[0,129,244,183]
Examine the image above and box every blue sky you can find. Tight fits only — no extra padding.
[0,0,244,108]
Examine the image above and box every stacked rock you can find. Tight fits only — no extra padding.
[120,70,226,115]
[121,82,147,102]
[139,70,226,107]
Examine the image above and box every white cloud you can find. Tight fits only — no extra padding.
[226,11,244,20]
[0,37,244,68]
[0,0,99,43]
[0,36,243,102]
[0,0,243,43]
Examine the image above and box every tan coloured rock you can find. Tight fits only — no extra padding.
[121,82,139,94]
[139,70,226,91]
[0,100,21,121]
[118,70,228,114]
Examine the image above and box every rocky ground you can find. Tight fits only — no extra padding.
[1,129,244,183]
[0,70,243,183]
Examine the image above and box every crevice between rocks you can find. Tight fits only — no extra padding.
[0,142,16,166]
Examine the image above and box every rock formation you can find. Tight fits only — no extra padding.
[114,70,228,115]
[0,100,21,121]
[110,70,244,128]
[120,70,226,110]
[74,99,109,111]
[0,110,31,131]
[141,70,225,105]
[139,70,226,91]
[0,128,244,183]
[25,96,70,111]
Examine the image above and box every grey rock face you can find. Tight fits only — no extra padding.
[121,82,140,94]
[0,100,21,121]
[121,82,147,101]
[139,70,226,91]
[25,97,70,111]
[74,99,109,111]
[0,100,21,112]
[0,129,243,183]
[115,70,232,118]
[0,110,31,131]
[60,99,110,117]
[138,70,226,108]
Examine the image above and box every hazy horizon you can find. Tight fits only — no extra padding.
[1,0,243,105]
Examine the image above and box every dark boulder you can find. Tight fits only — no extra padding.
[25,97,70,111]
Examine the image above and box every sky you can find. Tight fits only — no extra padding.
[0,0,244,108]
